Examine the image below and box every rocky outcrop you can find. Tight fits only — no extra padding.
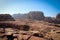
[55,13,60,24]
[56,13,60,20]
[27,11,45,20]
[44,17,55,23]
[12,11,45,20]
[52,13,60,24]
[0,14,15,21]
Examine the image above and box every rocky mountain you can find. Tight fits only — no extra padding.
[27,11,45,20]
[12,13,27,19]
[12,11,60,24]
[12,11,45,20]
[44,17,55,23]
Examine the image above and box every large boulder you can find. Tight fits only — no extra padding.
[0,14,15,21]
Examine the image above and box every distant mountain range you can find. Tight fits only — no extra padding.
[12,11,60,24]
[0,11,59,24]
[12,13,27,19]
[12,11,45,20]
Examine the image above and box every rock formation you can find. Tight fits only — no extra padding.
[27,11,45,20]
[0,14,15,21]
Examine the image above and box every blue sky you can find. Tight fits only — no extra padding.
[0,0,60,17]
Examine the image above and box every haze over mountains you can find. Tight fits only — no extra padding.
[0,11,60,24]
[12,11,46,20]
[12,11,60,24]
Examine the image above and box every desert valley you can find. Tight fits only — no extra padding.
[0,11,60,40]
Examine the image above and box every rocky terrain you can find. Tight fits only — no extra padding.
[0,11,60,40]
[0,20,60,40]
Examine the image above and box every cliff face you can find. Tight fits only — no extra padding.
[0,14,15,21]
[12,11,45,20]
[27,11,45,20]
